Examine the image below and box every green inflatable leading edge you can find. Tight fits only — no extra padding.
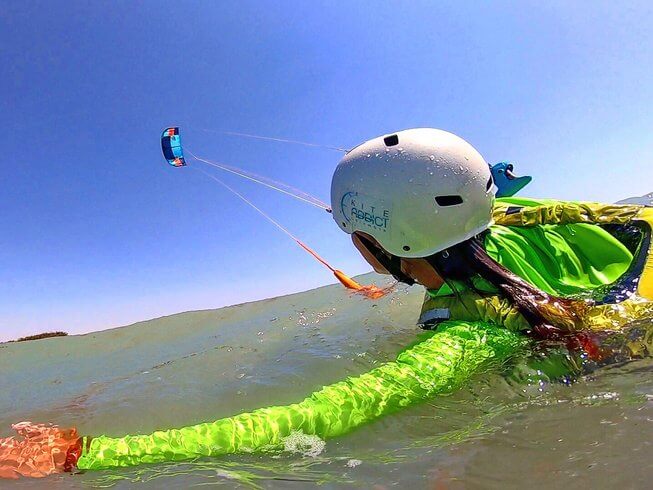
[77,322,527,469]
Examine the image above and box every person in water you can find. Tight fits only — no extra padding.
[333,129,653,347]
[3,128,652,478]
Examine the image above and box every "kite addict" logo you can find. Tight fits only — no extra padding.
[340,192,391,232]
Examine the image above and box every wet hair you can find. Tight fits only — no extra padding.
[426,234,588,339]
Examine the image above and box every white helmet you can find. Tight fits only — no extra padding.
[331,128,494,258]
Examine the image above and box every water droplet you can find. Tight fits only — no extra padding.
[429,155,435,161]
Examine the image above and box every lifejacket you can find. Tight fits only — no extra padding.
[419,198,653,332]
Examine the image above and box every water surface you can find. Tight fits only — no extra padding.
[2,273,651,488]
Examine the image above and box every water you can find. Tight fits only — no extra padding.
[2,273,652,488]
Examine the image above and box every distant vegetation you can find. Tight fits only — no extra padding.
[12,331,68,342]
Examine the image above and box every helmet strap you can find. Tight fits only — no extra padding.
[355,235,416,285]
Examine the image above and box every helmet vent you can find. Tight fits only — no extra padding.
[435,195,463,206]
[383,134,399,147]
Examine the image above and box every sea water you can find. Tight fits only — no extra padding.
[1,273,652,488]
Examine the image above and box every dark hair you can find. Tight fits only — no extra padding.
[426,235,588,339]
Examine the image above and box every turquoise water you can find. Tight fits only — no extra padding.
[2,273,652,488]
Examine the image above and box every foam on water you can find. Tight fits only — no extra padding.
[282,431,326,457]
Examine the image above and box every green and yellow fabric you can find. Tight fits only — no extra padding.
[420,197,653,332]
[77,322,526,469]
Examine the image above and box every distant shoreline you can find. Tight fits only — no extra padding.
[5,331,68,343]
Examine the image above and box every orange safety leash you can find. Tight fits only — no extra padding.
[294,239,390,298]
[193,167,392,299]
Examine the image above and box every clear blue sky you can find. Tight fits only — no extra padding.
[2,1,653,341]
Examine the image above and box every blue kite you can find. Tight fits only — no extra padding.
[161,127,187,167]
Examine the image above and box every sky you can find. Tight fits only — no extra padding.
[2,1,653,341]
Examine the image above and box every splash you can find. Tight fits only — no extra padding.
[282,431,326,457]
[349,281,396,300]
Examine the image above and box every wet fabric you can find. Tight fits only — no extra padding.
[493,197,653,301]
[77,322,526,469]
[431,198,635,299]
[422,197,653,332]
[486,223,633,297]
[430,222,633,299]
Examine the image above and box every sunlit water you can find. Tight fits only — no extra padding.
[2,273,652,488]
